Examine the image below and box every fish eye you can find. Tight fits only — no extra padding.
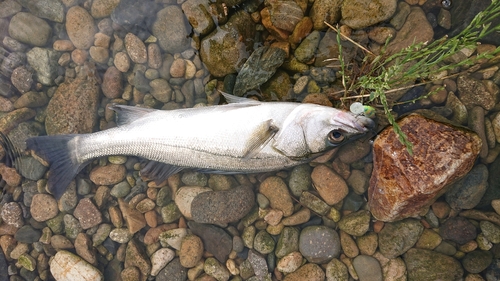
[328,130,345,145]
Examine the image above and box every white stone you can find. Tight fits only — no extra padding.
[159,228,188,250]
[150,248,175,276]
[50,251,103,281]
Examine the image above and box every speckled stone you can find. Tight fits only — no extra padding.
[299,225,340,263]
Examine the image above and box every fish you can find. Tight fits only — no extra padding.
[23,93,375,199]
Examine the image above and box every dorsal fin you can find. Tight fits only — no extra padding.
[108,104,156,126]
[220,92,261,105]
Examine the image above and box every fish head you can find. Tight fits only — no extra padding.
[274,105,376,158]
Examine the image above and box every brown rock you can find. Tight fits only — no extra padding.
[118,199,147,234]
[125,239,151,280]
[260,176,294,217]
[89,164,126,186]
[144,223,178,245]
[179,234,204,268]
[45,63,100,135]
[53,40,75,51]
[261,7,290,41]
[368,113,482,221]
[114,51,130,72]
[457,75,499,111]
[147,43,162,69]
[30,194,58,222]
[74,233,97,265]
[89,46,109,64]
[0,108,36,134]
[311,165,348,205]
[0,163,21,187]
[283,263,325,281]
[66,6,97,49]
[125,33,147,64]
[170,58,186,78]
[71,49,88,65]
[102,66,123,99]
[1,202,23,228]
[11,66,33,93]
[439,216,477,245]
[289,17,313,45]
[73,198,102,229]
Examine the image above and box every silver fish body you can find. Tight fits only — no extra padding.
[26,94,375,198]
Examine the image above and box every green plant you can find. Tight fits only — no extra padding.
[328,0,500,155]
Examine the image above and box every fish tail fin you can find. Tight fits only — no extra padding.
[26,135,86,199]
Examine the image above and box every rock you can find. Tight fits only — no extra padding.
[1,202,23,228]
[309,0,342,30]
[89,164,126,186]
[277,251,303,273]
[159,228,188,250]
[8,13,51,47]
[30,194,58,222]
[16,0,64,22]
[445,164,488,210]
[114,52,130,72]
[152,6,192,54]
[445,91,468,125]
[200,10,255,77]
[45,63,100,134]
[124,33,147,64]
[341,0,397,29]
[378,219,423,259]
[311,164,348,205]
[337,138,372,164]
[50,251,103,281]
[480,221,500,244]
[338,210,371,236]
[66,6,97,49]
[233,46,286,96]
[73,198,102,230]
[188,221,232,263]
[109,228,132,243]
[110,0,156,29]
[11,66,33,93]
[13,91,48,109]
[156,258,187,281]
[352,255,383,281]
[288,164,311,197]
[204,257,230,281]
[439,216,476,245]
[160,202,181,223]
[368,113,482,222]
[181,0,217,36]
[175,186,211,220]
[462,250,493,274]
[179,234,203,268]
[26,47,59,86]
[294,30,320,63]
[387,7,434,54]
[150,248,175,276]
[299,225,340,263]
[15,225,41,243]
[254,230,275,254]
[269,0,303,32]
[260,176,294,216]
[299,191,330,216]
[102,66,123,99]
[457,75,499,111]
[283,263,325,281]
[469,106,488,158]
[357,232,378,256]
[415,228,442,250]
[261,70,292,100]
[191,185,255,224]
[91,0,120,18]
[390,1,410,30]
[275,227,300,258]
[118,199,147,234]
[0,0,22,18]
[404,248,464,280]
[75,233,97,265]
[124,239,151,279]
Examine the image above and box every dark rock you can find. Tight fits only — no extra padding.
[378,219,423,259]
[156,258,187,281]
[439,216,476,244]
[233,46,286,97]
[0,248,7,281]
[188,221,232,263]
[191,185,255,225]
[445,164,488,210]
[449,0,500,45]
[462,250,493,274]
[299,225,340,263]
[14,225,41,243]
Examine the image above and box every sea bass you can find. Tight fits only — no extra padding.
[25,94,375,198]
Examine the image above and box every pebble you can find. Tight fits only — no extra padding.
[492,113,500,143]
[89,164,126,186]
[378,219,423,259]
[110,181,131,198]
[150,248,175,276]
[277,251,303,273]
[357,232,378,256]
[299,225,340,263]
[446,91,468,125]
[30,194,58,222]
[13,91,48,109]
[259,177,294,217]
[147,43,162,69]
[179,234,204,268]
[0,0,22,18]
[462,250,493,274]
[338,210,371,237]
[191,184,255,225]
[309,0,341,30]
[109,228,132,243]
[188,222,233,263]
[124,239,151,279]
[152,6,192,54]
[282,207,310,226]
[50,250,103,281]
[439,216,477,245]
[156,258,187,281]
[352,255,383,281]
[341,0,397,29]
[8,12,51,47]
[66,6,97,49]
[1,202,23,228]
[254,230,276,255]
[15,225,41,243]
[404,248,464,280]
[73,198,102,230]
[175,186,211,219]
[11,66,33,93]
[204,257,230,281]
[91,0,120,18]
[294,31,320,63]
[114,51,131,72]
[118,199,146,234]
[124,33,147,64]
[75,233,96,265]
[415,228,442,250]
[102,66,123,99]
[480,221,500,244]
[283,263,325,281]
[89,46,109,64]
[340,230,359,258]
[445,164,489,209]
[170,58,186,78]
[311,165,348,205]
[299,191,330,216]
[458,75,498,111]
[26,47,59,86]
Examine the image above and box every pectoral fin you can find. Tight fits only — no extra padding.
[242,119,279,159]
[109,104,156,126]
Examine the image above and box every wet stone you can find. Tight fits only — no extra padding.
[311,164,348,205]
[415,228,442,250]
[299,225,340,263]
[30,194,58,222]
[89,164,126,186]
[26,47,59,86]
[254,230,275,255]
[463,250,493,274]
[404,248,463,280]
[179,234,204,268]
[480,221,500,244]
[73,198,102,230]
[338,210,371,237]
[188,221,232,263]
[1,202,23,228]
[191,185,255,225]
[150,248,175,276]
[387,7,434,54]
[445,164,489,210]
[458,75,499,111]
[64,214,83,239]
[204,257,230,281]
[259,176,294,217]
[50,250,103,281]
[294,31,321,63]
[14,225,41,244]
[152,6,192,54]
[341,0,397,29]
[439,216,477,245]
[11,66,33,93]
[378,219,423,259]
[283,263,325,281]
[8,12,51,47]
[156,257,187,281]
[124,239,151,280]
[66,6,97,50]
[352,255,383,281]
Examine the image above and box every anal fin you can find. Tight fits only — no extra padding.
[140,160,184,184]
